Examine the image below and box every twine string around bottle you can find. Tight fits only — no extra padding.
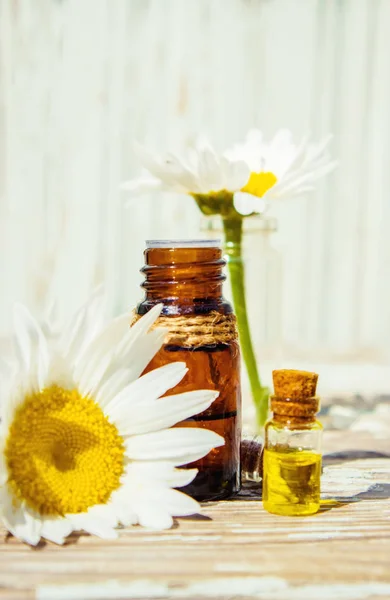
[130,310,238,348]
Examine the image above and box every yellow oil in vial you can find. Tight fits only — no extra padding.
[263,447,321,516]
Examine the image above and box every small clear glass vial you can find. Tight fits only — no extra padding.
[262,369,323,516]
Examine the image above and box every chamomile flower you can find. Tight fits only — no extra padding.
[0,294,223,546]
[123,131,334,217]
[227,129,336,215]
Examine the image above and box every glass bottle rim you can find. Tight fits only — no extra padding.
[146,239,221,249]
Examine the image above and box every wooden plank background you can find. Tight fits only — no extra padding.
[1,0,390,369]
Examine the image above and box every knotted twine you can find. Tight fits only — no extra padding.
[130,310,238,348]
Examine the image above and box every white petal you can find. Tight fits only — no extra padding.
[108,325,166,383]
[125,427,224,466]
[95,368,134,409]
[112,505,138,527]
[0,491,42,546]
[170,468,198,488]
[152,488,200,517]
[67,512,118,540]
[305,134,332,165]
[121,175,163,195]
[13,304,49,391]
[119,328,167,380]
[117,390,218,436]
[96,308,167,408]
[41,517,74,545]
[162,152,200,192]
[124,487,174,529]
[127,487,200,529]
[135,505,173,530]
[108,491,138,526]
[233,191,259,215]
[76,353,112,398]
[75,305,163,399]
[124,462,198,489]
[0,357,15,386]
[59,287,105,366]
[74,314,130,396]
[133,143,190,192]
[0,370,36,429]
[197,145,222,192]
[105,362,187,420]
[128,303,163,335]
[45,352,75,389]
[0,436,8,486]
[126,138,253,196]
[222,158,251,191]
[85,504,118,528]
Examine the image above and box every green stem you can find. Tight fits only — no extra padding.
[222,217,269,429]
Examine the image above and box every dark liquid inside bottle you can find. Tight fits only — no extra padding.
[137,242,241,501]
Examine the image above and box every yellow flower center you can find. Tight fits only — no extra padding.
[5,385,125,516]
[241,171,278,197]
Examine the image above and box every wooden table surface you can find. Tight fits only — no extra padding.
[1,429,389,600]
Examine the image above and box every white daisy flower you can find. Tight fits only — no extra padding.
[227,129,336,215]
[123,131,334,217]
[122,139,250,216]
[0,294,223,546]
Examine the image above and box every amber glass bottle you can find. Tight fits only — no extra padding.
[136,240,241,501]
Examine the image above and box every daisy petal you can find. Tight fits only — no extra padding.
[67,513,118,540]
[41,517,73,545]
[128,303,163,336]
[0,493,42,546]
[0,451,7,487]
[95,368,134,409]
[125,427,224,465]
[108,491,139,526]
[74,314,131,396]
[13,304,49,391]
[46,352,75,389]
[135,505,173,530]
[124,462,198,488]
[121,175,163,195]
[128,487,200,530]
[222,158,250,191]
[59,287,105,366]
[95,310,167,408]
[75,305,164,399]
[105,362,188,420]
[120,328,167,381]
[125,137,251,199]
[110,503,138,527]
[233,191,258,216]
[86,504,118,528]
[152,488,200,517]
[117,390,218,435]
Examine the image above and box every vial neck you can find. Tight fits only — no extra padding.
[270,395,319,428]
[141,246,226,302]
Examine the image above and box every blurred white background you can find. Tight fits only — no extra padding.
[1,0,390,396]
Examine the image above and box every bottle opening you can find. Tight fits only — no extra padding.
[146,239,221,249]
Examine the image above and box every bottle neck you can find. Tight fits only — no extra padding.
[270,395,319,428]
[141,246,226,302]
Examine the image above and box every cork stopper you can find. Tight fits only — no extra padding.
[271,369,319,426]
[273,369,318,398]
